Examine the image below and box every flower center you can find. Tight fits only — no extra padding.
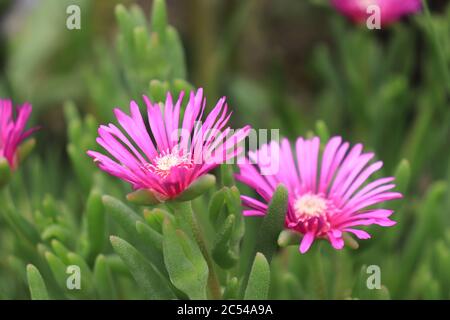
[294,193,327,219]
[143,149,192,178]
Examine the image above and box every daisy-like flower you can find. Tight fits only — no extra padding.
[88,89,250,200]
[0,99,37,169]
[236,136,402,253]
[331,0,421,25]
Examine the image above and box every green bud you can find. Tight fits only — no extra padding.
[172,79,193,96]
[343,233,359,250]
[220,164,235,187]
[143,208,168,233]
[394,159,411,196]
[315,120,330,142]
[149,80,170,103]
[278,230,301,247]
[17,138,36,164]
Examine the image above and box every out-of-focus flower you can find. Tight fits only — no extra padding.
[88,89,250,201]
[236,136,402,253]
[0,99,37,169]
[331,0,421,25]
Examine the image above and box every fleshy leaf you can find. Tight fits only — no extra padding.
[162,218,208,299]
[212,214,238,269]
[173,174,216,202]
[110,236,175,299]
[256,184,288,261]
[94,255,117,300]
[244,252,270,300]
[26,264,49,300]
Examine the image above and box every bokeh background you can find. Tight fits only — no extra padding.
[0,0,449,299]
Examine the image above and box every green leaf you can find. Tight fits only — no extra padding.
[394,159,411,196]
[315,120,330,142]
[67,252,96,297]
[143,208,168,234]
[3,206,41,245]
[42,194,58,218]
[41,224,72,243]
[162,218,208,299]
[255,184,288,261]
[94,255,117,300]
[50,239,71,264]
[26,264,49,300]
[136,221,163,251]
[110,236,175,299]
[0,157,11,189]
[44,252,68,291]
[151,0,168,43]
[86,189,106,258]
[102,195,143,243]
[244,253,270,300]
[212,214,238,269]
[149,80,170,103]
[223,277,239,300]
[166,27,186,79]
[208,188,225,227]
[220,164,235,187]
[17,138,36,165]
[135,221,166,274]
[225,186,244,242]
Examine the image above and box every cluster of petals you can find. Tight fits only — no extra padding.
[236,136,402,253]
[331,0,421,25]
[88,89,250,200]
[0,99,36,169]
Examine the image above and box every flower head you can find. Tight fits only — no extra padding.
[331,0,421,25]
[88,89,250,200]
[236,136,402,253]
[0,99,36,169]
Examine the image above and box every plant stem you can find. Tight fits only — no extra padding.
[167,201,222,299]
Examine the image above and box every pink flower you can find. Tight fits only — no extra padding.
[88,89,250,200]
[236,136,402,253]
[331,0,421,25]
[0,99,37,169]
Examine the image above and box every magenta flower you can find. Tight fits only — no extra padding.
[0,99,36,169]
[236,136,402,253]
[331,0,421,25]
[88,89,250,200]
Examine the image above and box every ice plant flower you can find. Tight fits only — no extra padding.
[236,136,402,253]
[88,89,250,201]
[0,99,36,169]
[331,0,421,25]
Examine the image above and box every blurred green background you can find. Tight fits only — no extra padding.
[0,0,449,300]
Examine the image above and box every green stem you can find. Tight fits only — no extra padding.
[167,201,222,299]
